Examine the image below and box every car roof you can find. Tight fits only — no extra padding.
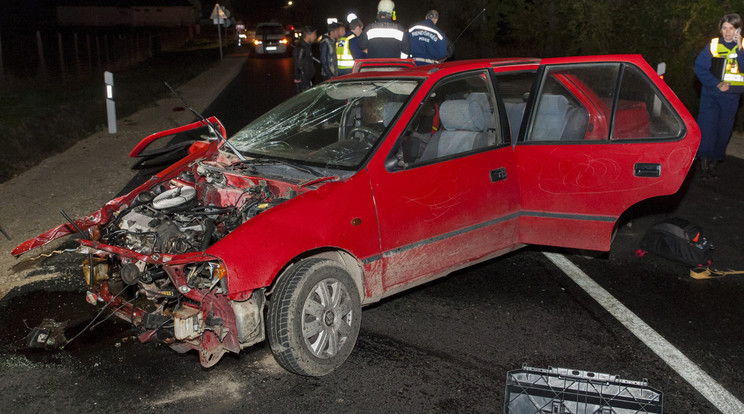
[337,58,541,81]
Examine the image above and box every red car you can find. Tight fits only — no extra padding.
[13,55,700,376]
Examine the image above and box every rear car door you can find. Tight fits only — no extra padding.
[513,55,700,251]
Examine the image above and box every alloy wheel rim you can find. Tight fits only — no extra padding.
[301,277,354,359]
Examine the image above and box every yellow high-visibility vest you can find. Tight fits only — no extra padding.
[337,34,356,70]
[710,37,744,85]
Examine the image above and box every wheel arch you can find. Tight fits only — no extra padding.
[267,247,366,302]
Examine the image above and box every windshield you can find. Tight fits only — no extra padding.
[230,80,419,169]
[257,26,285,35]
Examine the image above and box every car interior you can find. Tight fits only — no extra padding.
[388,72,501,169]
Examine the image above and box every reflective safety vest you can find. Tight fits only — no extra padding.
[337,34,356,70]
[710,37,744,85]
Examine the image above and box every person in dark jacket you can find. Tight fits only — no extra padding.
[320,23,344,80]
[695,13,744,178]
[338,19,366,75]
[408,10,448,65]
[358,0,409,59]
[293,26,317,94]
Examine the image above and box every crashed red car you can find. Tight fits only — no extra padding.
[13,55,700,376]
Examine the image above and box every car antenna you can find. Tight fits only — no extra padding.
[163,81,246,161]
[453,8,487,45]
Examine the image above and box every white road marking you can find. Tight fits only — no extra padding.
[544,252,744,414]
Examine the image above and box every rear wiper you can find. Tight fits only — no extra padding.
[232,157,324,177]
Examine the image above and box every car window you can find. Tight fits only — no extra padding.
[612,65,685,140]
[528,64,619,142]
[257,25,284,35]
[386,71,502,170]
[494,71,537,141]
[230,80,420,170]
[525,63,685,143]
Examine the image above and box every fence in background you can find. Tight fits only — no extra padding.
[0,26,195,83]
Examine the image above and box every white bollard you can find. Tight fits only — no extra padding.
[104,71,117,134]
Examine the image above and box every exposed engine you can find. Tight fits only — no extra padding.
[101,161,293,256]
[64,159,302,366]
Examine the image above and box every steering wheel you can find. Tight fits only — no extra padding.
[347,126,379,146]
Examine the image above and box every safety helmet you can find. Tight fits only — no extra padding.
[377,0,395,14]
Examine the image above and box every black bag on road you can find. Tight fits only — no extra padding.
[638,218,713,266]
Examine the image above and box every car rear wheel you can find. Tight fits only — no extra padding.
[267,258,361,376]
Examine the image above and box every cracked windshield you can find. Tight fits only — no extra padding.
[230,80,419,169]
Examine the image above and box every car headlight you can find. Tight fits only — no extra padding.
[280,38,288,44]
[254,40,262,45]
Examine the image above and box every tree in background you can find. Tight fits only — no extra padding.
[433,0,744,129]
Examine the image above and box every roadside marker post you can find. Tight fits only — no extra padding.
[104,71,116,134]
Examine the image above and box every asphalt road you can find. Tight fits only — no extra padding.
[2,55,743,413]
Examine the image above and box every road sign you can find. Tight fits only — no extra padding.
[210,4,230,24]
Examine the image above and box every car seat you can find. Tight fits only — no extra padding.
[530,94,588,141]
[419,99,490,161]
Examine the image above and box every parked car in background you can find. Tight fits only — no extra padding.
[252,22,290,55]
[14,55,700,376]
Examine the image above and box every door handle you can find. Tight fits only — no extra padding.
[634,163,661,177]
[490,167,507,182]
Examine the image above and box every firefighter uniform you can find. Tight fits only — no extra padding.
[694,37,744,163]
[358,18,410,59]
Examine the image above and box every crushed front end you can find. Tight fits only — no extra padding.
[13,147,304,367]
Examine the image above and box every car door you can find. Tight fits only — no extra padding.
[513,55,700,251]
[366,70,521,294]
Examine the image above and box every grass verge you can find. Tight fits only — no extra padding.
[0,47,223,183]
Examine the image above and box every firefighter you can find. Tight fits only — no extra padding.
[293,26,317,93]
[408,10,448,66]
[337,18,366,75]
[695,13,744,178]
[358,0,409,59]
[320,23,345,80]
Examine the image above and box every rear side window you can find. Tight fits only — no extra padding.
[613,65,684,140]
[525,63,684,143]
[528,64,619,142]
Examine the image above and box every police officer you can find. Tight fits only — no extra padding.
[408,10,448,66]
[338,19,366,75]
[695,13,744,178]
[293,26,317,93]
[320,23,344,80]
[358,0,409,59]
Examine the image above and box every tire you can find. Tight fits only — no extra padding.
[267,258,361,376]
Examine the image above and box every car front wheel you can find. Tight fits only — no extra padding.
[267,258,361,376]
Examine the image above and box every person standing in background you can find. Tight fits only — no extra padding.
[694,13,744,178]
[338,19,366,75]
[293,26,317,93]
[358,0,409,59]
[408,10,448,66]
[320,23,344,80]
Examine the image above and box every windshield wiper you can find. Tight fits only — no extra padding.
[232,157,324,177]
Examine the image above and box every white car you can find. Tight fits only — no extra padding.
[253,23,289,55]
